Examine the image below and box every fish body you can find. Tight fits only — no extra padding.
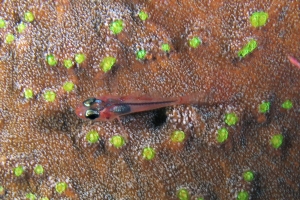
[75,95,189,121]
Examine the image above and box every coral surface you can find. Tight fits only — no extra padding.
[0,0,300,199]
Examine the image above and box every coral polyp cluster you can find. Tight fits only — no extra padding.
[0,0,300,199]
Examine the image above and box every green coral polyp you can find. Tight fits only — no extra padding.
[63,82,74,92]
[136,49,147,60]
[138,11,149,21]
[281,99,293,109]
[225,113,238,126]
[161,43,171,52]
[26,193,36,200]
[5,33,15,44]
[217,128,229,143]
[238,39,257,58]
[237,190,249,200]
[63,59,74,69]
[44,91,56,102]
[110,135,125,148]
[34,164,44,175]
[86,130,99,143]
[142,147,155,160]
[270,134,283,149]
[24,89,34,99]
[171,130,185,142]
[46,54,57,66]
[0,19,6,28]
[24,11,35,22]
[55,182,68,194]
[243,170,254,182]
[75,53,85,64]
[13,166,24,177]
[259,101,270,113]
[0,186,4,195]
[250,12,268,28]
[17,22,26,33]
[177,188,189,200]
[100,56,116,72]
[189,36,201,48]
[110,19,124,34]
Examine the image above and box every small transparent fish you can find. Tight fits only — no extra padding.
[288,56,300,69]
[75,95,195,121]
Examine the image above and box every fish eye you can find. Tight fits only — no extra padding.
[83,98,103,108]
[83,98,96,107]
[85,109,100,120]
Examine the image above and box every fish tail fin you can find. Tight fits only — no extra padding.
[178,90,213,105]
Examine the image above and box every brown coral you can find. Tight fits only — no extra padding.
[0,0,300,199]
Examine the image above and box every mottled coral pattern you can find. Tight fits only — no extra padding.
[0,0,300,199]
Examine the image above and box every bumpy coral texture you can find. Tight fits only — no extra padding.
[0,0,300,199]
